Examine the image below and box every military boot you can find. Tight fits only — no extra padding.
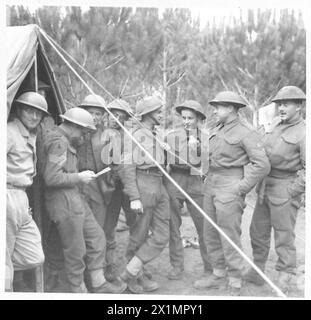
[278,271,292,295]
[91,280,127,294]
[244,268,265,286]
[194,274,227,290]
[137,273,159,292]
[167,267,184,280]
[105,263,119,282]
[120,269,144,294]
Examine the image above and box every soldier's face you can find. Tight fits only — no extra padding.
[213,104,232,124]
[276,100,300,122]
[108,109,128,130]
[17,105,43,131]
[86,107,105,127]
[149,107,163,126]
[181,109,199,130]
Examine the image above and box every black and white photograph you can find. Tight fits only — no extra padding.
[2,0,309,301]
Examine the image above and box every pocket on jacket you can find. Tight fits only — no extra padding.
[267,195,289,206]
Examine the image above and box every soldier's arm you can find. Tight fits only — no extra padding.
[118,133,140,201]
[43,140,80,187]
[288,135,305,197]
[238,131,271,194]
[7,126,14,154]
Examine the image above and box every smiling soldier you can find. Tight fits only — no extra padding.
[245,86,306,295]
[194,91,270,295]
[6,92,47,291]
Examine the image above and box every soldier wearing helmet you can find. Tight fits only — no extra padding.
[76,95,108,231]
[98,99,134,282]
[40,106,126,294]
[118,96,170,293]
[164,100,212,281]
[194,91,270,296]
[6,92,48,291]
[245,86,306,294]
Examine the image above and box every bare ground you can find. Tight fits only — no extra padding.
[114,193,305,298]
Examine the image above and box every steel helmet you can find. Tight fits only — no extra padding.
[15,91,50,115]
[209,91,247,108]
[175,100,206,120]
[60,107,96,131]
[272,86,306,102]
[136,96,163,117]
[107,99,132,117]
[78,94,107,110]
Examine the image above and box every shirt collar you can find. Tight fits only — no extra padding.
[223,116,239,132]
[13,118,30,138]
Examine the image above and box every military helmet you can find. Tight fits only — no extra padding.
[78,94,107,110]
[272,86,306,103]
[136,96,163,117]
[107,99,132,117]
[15,91,50,115]
[60,107,96,131]
[209,91,247,108]
[175,100,206,120]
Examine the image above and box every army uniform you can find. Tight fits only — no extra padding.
[41,126,106,292]
[101,127,133,267]
[248,86,306,290]
[120,126,170,263]
[77,127,108,228]
[6,118,45,291]
[165,125,211,277]
[117,96,170,293]
[197,92,270,292]
[6,92,49,292]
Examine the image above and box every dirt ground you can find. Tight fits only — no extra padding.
[41,192,305,298]
[113,192,305,298]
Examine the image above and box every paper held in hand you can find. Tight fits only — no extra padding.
[95,167,111,177]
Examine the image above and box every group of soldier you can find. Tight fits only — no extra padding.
[6,81,306,296]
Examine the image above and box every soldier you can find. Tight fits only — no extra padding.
[100,99,134,282]
[245,86,306,294]
[194,91,270,295]
[6,92,47,291]
[77,94,108,229]
[165,100,212,280]
[118,96,170,294]
[40,107,126,293]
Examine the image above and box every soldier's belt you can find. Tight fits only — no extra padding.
[208,166,244,176]
[170,165,191,173]
[7,183,27,190]
[136,167,163,176]
[268,168,297,179]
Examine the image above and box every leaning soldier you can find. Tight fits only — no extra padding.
[165,100,212,280]
[6,92,47,291]
[40,107,126,293]
[76,94,108,229]
[194,91,270,296]
[100,99,134,282]
[245,86,306,294]
[118,96,170,294]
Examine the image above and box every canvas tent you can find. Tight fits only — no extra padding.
[6,24,65,119]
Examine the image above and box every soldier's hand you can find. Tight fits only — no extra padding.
[159,142,171,151]
[188,135,198,145]
[130,199,144,214]
[78,170,96,184]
